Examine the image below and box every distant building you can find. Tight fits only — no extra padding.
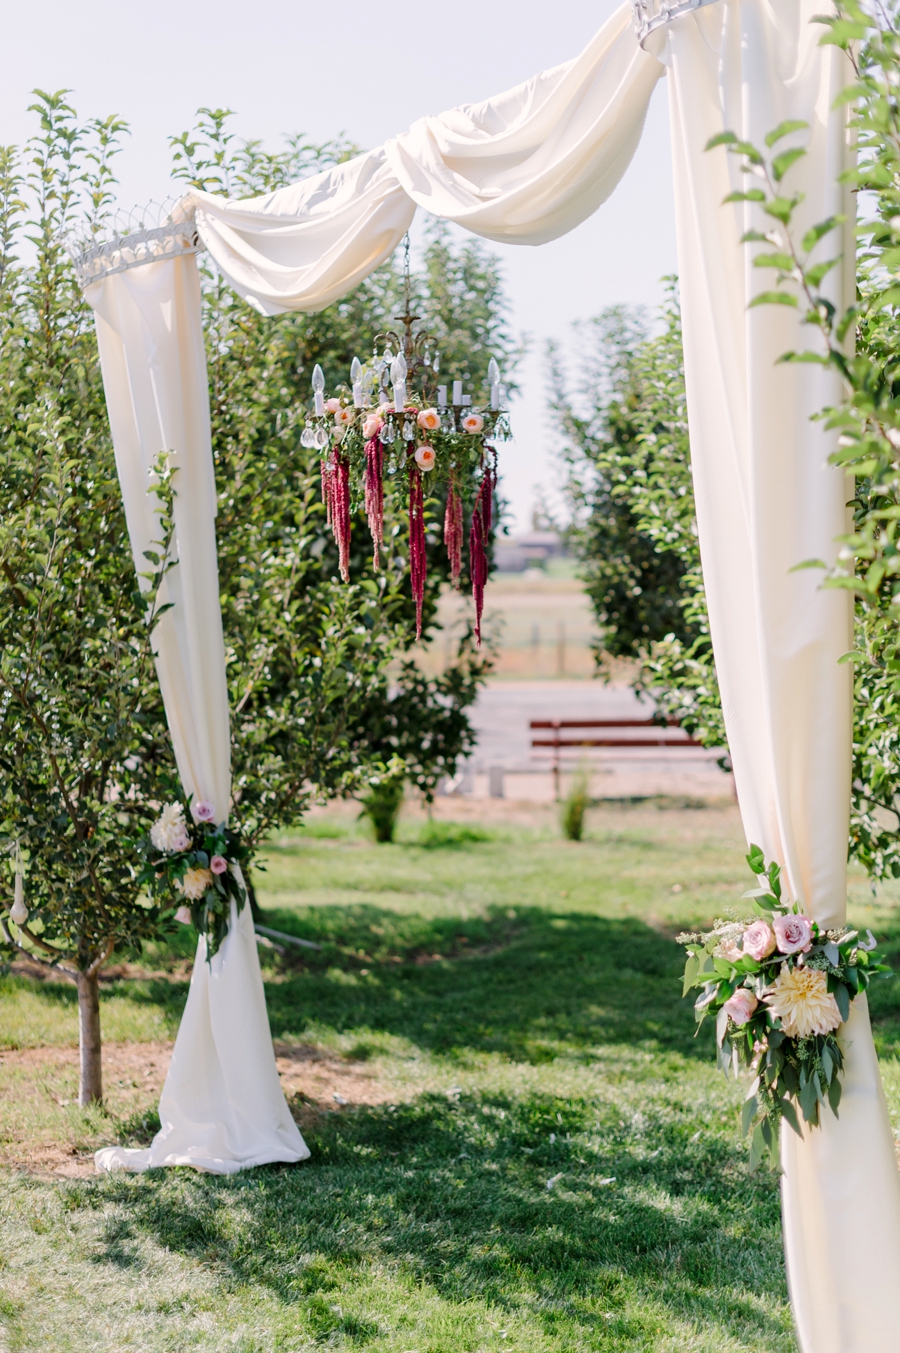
[493,531,567,573]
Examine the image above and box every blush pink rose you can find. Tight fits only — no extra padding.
[461,413,484,434]
[175,905,193,925]
[335,407,354,426]
[742,920,776,961]
[191,800,216,823]
[773,913,813,955]
[417,408,441,432]
[723,988,758,1026]
[415,445,436,471]
[362,414,383,439]
[210,855,228,875]
[324,397,341,413]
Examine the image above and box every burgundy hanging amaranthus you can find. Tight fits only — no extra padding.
[408,451,427,640]
[469,460,496,646]
[364,434,385,569]
[444,472,463,590]
[323,446,351,583]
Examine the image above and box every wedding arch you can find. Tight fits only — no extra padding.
[72,0,900,1347]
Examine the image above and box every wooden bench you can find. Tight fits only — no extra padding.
[530,717,707,798]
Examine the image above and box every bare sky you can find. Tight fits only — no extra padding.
[3,0,677,529]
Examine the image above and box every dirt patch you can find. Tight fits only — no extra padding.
[0,1039,396,1177]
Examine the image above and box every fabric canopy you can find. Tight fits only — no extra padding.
[188,3,663,314]
[80,2,900,1345]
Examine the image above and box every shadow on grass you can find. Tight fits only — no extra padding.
[258,906,712,1066]
[84,1088,791,1350]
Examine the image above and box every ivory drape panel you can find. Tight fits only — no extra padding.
[84,256,308,1174]
[187,3,664,310]
[663,5,900,1347]
[81,1,900,1338]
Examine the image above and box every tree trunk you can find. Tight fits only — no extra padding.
[77,967,102,1106]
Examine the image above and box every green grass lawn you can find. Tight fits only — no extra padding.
[2,801,899,1352]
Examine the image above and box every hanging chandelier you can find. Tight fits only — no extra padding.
[300,236,509,643]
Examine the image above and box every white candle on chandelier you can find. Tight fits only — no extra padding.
[488,358,501,410]
[391,351,408,413]
[350,356,364,407]
[312,364,325,416]
[437,385,447,406]
[452,380,463,405]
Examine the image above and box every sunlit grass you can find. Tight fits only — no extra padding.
[1,801,898,1351]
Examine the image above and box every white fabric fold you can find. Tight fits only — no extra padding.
[385,4,664,245]
[191,149,415,316]
[96,895,308,1174]
[88,255,231,816]
[187,5,662,314]
[86,258,307,1174]
[665,2,900,1348]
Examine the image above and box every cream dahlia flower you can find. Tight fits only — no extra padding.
[150,803,189,853]
[176,866,214,901]
[764,965,842,1038]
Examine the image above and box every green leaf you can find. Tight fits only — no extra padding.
[748,291,799,309]
[805,258,841,288]
[828,1072,843,1116]
[801,216,843,253]
[799,1076,819,1123]
[764,197,799,225]
[723,189,766,204]
[772,147,806,182]
[682,951,700,995]
[780,1097,802,1137]
[741,1094,758,1136]
[705,131,739,151]
[765,119,809,148]
[753,252,796,272]
[871,286,900,312]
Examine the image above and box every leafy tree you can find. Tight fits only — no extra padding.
[551,290,725,747]
[0,100,513,1103]
[0,94,175,1103]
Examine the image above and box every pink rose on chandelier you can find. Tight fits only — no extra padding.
[191,799,216,824]
[363,413,383,439]
[335,407,354,426]
[417,408,441,432]
[415,445,436,471]
[773,913,813,955]
[722,987,758,1026]
[210,855,228,875]
[324,397,341,413]
[461,413,484,434]
[742,919,776,961]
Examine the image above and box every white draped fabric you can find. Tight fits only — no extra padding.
[97,896,308,1174]
[81,0,900,1342]
[664,5,900,1348]
[187,3,663,312]
[85,257,308,1174]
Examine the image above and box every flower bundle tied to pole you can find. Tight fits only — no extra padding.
[140,800,250,960]
[679,844,890,1170]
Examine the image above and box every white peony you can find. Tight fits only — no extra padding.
[150,803,189,853]
[176,866,213,901]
